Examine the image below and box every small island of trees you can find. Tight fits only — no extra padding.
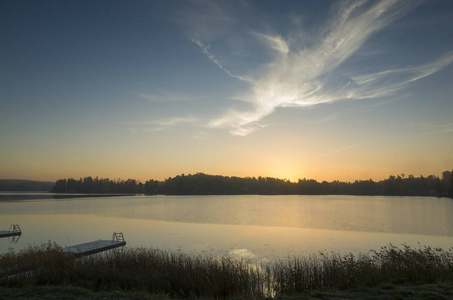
[52,170,453,198]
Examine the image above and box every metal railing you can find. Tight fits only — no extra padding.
[9,224,21,233]
[8,224,21,243]
[112,232,124,242]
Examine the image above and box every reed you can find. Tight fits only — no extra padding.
[1,243,453,299]
[270,244,453,294]
[0,241,74,286]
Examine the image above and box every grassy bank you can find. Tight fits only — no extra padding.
[1,243,453,299]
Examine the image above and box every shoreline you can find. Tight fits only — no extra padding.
[0,193,132,202]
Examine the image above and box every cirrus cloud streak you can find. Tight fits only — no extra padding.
[196,0,453,136]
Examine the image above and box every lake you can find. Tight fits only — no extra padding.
[1,193,453,260]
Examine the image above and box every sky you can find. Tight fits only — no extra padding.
[1,0,453,183]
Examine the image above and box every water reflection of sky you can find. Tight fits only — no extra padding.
[1,195,453,259]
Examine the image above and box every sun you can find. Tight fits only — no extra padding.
[269,164,301,182]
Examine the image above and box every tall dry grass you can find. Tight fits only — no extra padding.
[270,244,453,294]
[73,248,269,298]
[1,243,453,299]
[0,241,74,286]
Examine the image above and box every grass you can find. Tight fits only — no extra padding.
[270,244,453,294]
[1,243,453,299]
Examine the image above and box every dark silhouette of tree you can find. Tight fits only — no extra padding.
[51,177,144,194]
[442,170,453,198]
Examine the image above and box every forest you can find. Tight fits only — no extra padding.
[0,179,54,191]
[52,170,453,198]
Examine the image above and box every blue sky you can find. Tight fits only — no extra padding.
[1,0,453,182]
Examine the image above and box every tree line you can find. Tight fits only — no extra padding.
[0,179,54,191]
[52,177,158,194]
[52,170,453,198]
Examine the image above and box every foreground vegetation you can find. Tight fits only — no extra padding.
[1,243,453,299]
[52,169,453,198]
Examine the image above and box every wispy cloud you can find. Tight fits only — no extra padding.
[191,0,453,136]
[132,90,198,102]
[315,144,363,159]
[252,32,289,55]
[192,39,250,82]
[177,0,237,41]
[407,122,453,136]
[434,124,453,135]
[349,51,453,98]
[192,130,210,140]
[127,117,198,133]
[152,117,198,127]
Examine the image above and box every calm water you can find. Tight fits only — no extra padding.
[1,194,453,260]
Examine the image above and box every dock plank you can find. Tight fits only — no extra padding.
[0,230,21,238]
[63,240,126,257]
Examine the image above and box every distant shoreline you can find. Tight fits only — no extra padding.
[1,192,451,203]
[0,193,131,202]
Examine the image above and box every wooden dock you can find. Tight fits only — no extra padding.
[63,232,126,257]
[0,224,22,238]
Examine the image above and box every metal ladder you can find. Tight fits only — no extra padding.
[9,224,21,233]
[112,232,124,242]
[8,224,21,243]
